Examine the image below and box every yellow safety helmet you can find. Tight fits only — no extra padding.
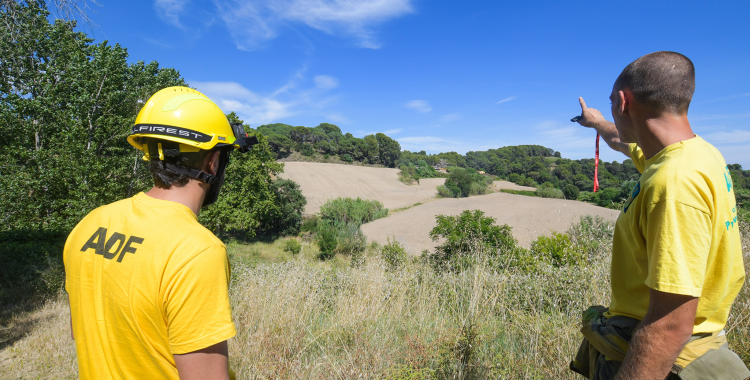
[127,86,257,156]
[128,86,258,207]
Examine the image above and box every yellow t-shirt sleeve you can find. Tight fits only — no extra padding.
[644,200,712,297]
[628,143,645,174]
[164,245,236,354]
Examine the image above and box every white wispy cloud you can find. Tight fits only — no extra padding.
[383,128,402,135]
[209,0,414,50]
[405,100,431,113]
[154,0,189,28]
[701,129,750,145]
[327,112,351,124]
[439,113,460,123]
[495,96,516,105]
[398,136,499,154]
[191,69,341,125]
[314,75,339,89]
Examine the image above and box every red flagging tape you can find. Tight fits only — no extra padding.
[594,132,600,192]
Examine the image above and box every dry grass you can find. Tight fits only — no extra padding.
[1,218,748,380]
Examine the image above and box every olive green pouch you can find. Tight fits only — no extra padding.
[676,347,750,380]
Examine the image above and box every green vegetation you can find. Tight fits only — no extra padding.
[0,2,305,305]
[440,167,493,198]
[4,218,750,379]
[427,210,519,271]
[398,157,446,184]
[254,122,402,167]
[320,197,389,226]
[311,198,389,260]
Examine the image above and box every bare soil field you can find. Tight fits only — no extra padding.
[278,162,445,214]
[492,180,536,191]
[361,192,619,253]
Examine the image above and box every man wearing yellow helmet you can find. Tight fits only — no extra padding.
[63,87,256,380]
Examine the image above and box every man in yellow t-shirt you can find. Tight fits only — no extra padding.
[571,52,748,379]
[64,87,258,379]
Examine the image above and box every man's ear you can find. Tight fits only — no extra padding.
[203,151,221,175]
[618,90,629,116]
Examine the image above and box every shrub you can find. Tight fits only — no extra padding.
[301,144,314,156]
[283,239,302,255]
[428,210,518,271]
[596,187,621,208]
[324,154,330,159]
[535,187,564,199]
[320,197,388,226]
[300,216,319,233]
[340,154,353,163]
[469,182,487,196]
[316,221,338,260]
[445,168,473,197]
[335,222,367,255]
[530,232,584,267]
[381,238,407,271]
[437,185,454,198]
[446,184,461,198]
[0,230,67,305]
[563,185,579,200]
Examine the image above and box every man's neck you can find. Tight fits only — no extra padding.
[145,180,207,216]
[634,113,695,160]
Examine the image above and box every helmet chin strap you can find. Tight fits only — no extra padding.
[159,161,221,185]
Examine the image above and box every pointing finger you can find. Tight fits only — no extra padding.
[579,97,587,111]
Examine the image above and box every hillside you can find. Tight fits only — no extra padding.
[278,162,445,214]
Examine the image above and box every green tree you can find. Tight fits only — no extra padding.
[376,132,401,168]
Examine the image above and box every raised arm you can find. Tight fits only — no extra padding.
[575,97,630,157]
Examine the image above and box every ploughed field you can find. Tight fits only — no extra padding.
[280,162,619,252]
[278,162,445,214]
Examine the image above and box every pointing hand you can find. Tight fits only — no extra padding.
[574,97,606,129]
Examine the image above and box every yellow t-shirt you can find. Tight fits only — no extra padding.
[606,136,745,334]
[64,192,236,380]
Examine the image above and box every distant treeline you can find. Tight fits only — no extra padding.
[398,145,750,210]
[240,119,402,168]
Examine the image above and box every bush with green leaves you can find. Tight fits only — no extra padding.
[428,210,519,271]
[530,232,584,267]
[316,221,338,260]
[535,186,565,199]
[283,239,302,255]
[436,185,454,198]
[320,197,388,226]
[340,154,354,163]
[381,238,407,271]
[563,184,580,200]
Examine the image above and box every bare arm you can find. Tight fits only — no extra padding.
[174,341,230,380]
[576,97,630,157]
[614,289,698,380]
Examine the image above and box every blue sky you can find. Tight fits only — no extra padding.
[82,0,750,166]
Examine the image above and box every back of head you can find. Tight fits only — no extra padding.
[615,51,695,114]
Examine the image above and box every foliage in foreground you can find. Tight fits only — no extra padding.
[3,218,748,379]
[0,3,304,305]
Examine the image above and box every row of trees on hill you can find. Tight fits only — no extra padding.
[250,121,402,167]
[399,144,750,210]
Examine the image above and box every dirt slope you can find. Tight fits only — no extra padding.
[278,162,445,214]
[492,180,536,191]
[361,192,619,254]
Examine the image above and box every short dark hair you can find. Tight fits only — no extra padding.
[144,138,213,189]
[614,51,695,114]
